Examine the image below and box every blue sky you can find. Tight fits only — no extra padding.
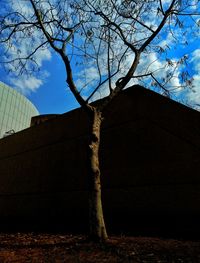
[1,54,80,114]
[11,39,200,115]
[1,35,200,116]
[25,57,80,114]
[0,0,200,115]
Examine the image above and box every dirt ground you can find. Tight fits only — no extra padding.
[0,233,199,262]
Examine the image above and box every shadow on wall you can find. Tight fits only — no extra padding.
[0,86,200,238]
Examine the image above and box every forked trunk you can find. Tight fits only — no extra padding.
[88,109,108,241]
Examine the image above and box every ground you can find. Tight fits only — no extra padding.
[0,233,199,262]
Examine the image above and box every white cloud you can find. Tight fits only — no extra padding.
[10,76,43,94]
[185,48,200,107]
[190,49,200,70]
[1,0,52,94]
[162,0,172,3]
[8,70,50,95]
[33,48,51,67]
[187,0,199,11]
[7,0,32,18]
[158,33,174,50]
[4,43,51,95]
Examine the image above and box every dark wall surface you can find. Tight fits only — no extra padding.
[0,86,200,237]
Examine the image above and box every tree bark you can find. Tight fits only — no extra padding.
[88,108,108,242]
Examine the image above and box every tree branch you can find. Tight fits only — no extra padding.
[110,0,155,33]
[29,0,61,53]
[29,0,92,114]
[95,11,138,54]
[86,46,129,103]
[0,40,48,64]
[139,0,177,52]
[107,28,112,92]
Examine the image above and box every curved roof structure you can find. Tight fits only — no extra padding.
[0,81,39,138]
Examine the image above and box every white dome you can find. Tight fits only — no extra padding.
[0,82,39,138]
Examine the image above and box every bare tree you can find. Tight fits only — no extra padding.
[0,0,199,241]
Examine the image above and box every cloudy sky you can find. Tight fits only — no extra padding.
[0,0,200,114]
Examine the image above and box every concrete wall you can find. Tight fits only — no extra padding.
[0,86,200,237]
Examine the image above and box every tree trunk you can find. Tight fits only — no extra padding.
[88,108,108,242]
